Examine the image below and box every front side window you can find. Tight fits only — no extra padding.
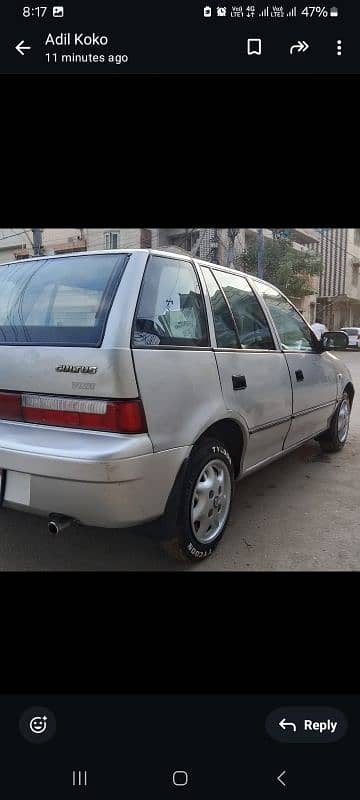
[0,253,127,346]
[133,256,209,347]
[254,280,316,352]
[214,270,275,350]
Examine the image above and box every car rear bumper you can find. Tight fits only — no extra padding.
[0,421,190,527]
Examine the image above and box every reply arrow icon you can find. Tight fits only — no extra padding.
[279,717,297,732]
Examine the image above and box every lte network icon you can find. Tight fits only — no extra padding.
[53,5,64,16]
[203,5,212,16]
[217,6,227,16]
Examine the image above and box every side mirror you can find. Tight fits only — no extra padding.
[321,331,349,351]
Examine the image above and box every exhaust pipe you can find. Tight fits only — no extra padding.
[48,514,75,535]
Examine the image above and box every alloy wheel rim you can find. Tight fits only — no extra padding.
[190,459,232,545]
[337,398,349,443]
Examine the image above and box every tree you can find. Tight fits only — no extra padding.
[226,228,240,267]
[236,236,323,299]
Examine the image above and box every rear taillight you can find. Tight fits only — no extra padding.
[0,392,147,434]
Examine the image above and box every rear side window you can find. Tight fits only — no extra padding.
[0,253,128,346]
[132,256,209,347]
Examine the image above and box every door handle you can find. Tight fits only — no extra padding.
[232,374,247,390]
[295,369,304,381]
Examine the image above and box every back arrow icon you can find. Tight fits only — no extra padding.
[277,770,286,788]
[290,40,309,54]
[16,40,31,55]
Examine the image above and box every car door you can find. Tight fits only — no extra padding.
[131,254,224,452]
[342,328,357,347]
[201,267,293,470]
[252,279,339,447]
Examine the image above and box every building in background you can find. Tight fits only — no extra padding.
[244,228,320,322]
[155,228,320,321]
[0,229,86,261]
[84,228,154,251]
[0,226,321,322]
[0,228,155,262]
[315,229,360,329]
[156,228,247,264]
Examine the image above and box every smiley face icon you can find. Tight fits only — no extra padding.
[19,707,56,744]
[29,716,47,735]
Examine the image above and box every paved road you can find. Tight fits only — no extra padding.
[1,352,360,571]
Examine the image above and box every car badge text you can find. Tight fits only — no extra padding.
[55,365,98,374]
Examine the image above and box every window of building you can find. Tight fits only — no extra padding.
[104,231,120,249]
[140,229,152,248]
[169,230,200,253]
[310,302,316,324]
[352,264,359,287]
[214,270,275,350]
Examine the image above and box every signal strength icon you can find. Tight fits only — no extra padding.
[259,6,269,16]
[286,6,297,16]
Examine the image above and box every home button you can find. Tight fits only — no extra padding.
[172,771,189,787]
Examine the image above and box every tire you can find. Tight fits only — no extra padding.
[162,437,234,562]
[317,391,351,453]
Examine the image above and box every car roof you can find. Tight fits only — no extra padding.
[0,248,277,291]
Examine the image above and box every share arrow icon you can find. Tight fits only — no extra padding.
[290,40,309,54]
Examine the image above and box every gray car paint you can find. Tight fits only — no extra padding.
[0,248,353,529]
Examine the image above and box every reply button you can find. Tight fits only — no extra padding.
[266,707,347,743]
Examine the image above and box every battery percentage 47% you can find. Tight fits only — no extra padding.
[301,6,329,16]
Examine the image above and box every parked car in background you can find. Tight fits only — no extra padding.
[341,327,360,348]
[0,249,354,561]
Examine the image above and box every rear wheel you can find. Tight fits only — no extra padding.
[317,391,350,453]
[163,437,234,562]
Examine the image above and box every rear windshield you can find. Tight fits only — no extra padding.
[342,328,358,335]
[0,253,128,346]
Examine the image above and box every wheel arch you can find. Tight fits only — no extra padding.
[344,381,355,408]
[162,417,245,541]
[193,418,245,479]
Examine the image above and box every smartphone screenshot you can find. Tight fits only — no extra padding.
[0,693,356,798]
[0,0,356,790]
[0,1,355,74]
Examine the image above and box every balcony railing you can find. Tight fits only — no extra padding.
[48,239,87,254]
[292,229,320,245]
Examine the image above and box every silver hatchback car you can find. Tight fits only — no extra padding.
[0,249,354,561]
